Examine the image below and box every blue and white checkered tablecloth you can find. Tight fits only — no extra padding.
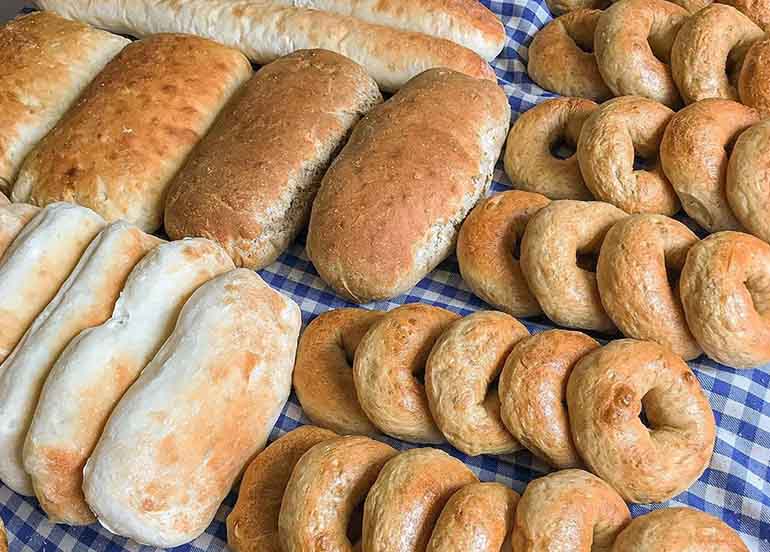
[3,1,770,550]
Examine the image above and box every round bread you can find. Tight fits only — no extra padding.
[597,214,702,360]
[426,482,519,552]
[226,426,337,552]
[520,200,627,332]
[546,0,609,16]
[425,311,529,456]
[723,0,770,30]
[567,339,716,503]
[362,448,478,552]
[353,304,459,444]
[671,4,764,104]
[503,98,597,200]
[680,231,770,368]
[660,99,759,232]
[727,120,770,242]
[612,508,749,552]
[577,96,678,215]
[499,329,599,469]
[527,10,611,101]
[293,308,384,435]
[512,469,630,551]
[278,436,398,552]
[457,191,550,317]
[739,38,770,116]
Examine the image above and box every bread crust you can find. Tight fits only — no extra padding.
[0,203,39,260]
[723,0,770,30]
[727,120,770,241]
[739,38,770,116]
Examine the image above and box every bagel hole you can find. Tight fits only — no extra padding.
[549,137,577,160]
[639,408,653,430]
[347,501,365,546]
[576,251,599,272]
[746,276,770,316]
[633,154,656,172]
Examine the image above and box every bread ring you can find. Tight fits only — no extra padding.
[680,231,770,368]
[660,99,759,232]
[577,96,678,215]
[227,426,337,552]
[612,507,749,551]
[426,482,519,552]
[722,0,770,31]
[499,329,599,469]
[504,99,597,201]
[671,4,764,104]
[362,448,478,552]
[727,120,770,242]
[294,308,384,435]
[520,200,627,332]
[279,435,397,552]
[457,191,550,317]
[353,304,459,443]
[512,469,630,551]
[567,339,716,503]
[595,0,688,108]
[597,214,702,360]
[739,38,770,117]
[528,10,612,101]
[546,0,610,16]
[425,311,529,456]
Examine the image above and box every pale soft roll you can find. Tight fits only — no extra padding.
[0,203,39,260]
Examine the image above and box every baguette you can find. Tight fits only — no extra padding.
[0,12,128,194]
[23,238,234,523]
[0,222,160,502]
[165,49,381,269]
[12,34,252,232]
[34,0,496,92]
[307,68,511,302]
[82,269,301,547]
[0,203,39,260]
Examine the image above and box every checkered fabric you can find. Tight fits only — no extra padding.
[3,1,770,550]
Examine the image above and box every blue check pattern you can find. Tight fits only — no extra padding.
[4,1,770,550]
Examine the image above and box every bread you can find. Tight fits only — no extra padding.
[82,269,301,547]
[0,203,105,370]
[34,0,496,92]
[307,68,510,302]
[12,34,252,232]
[0,518,5,552]
[165,49,381,269]
[0,203,39,260]
[23,238,234,524]
[0,12,128,194]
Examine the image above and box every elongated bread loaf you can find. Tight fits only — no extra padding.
[0,222,160,502]
[23,238,234,523]
[307,68,511,302]
[0,12,128,194]
[0,203,105,370]
[165,49,381,269]
[83,269,301,547]
[34,0,496,92]
[0,203,39,260]
[12,34,252,232]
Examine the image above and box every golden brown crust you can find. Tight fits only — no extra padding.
[546,0,610,16]
[567,339,716,503]
[722,0,770,30]
[457,191,550,318]
[727,120,770,242]
[739,38,770,117]
[293,308,384,436]
[0,518,5,552]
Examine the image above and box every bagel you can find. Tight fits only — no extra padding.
[722,0,770,30]
[353,304,459,443]
[499,329,599,469]
[520,200,627,332]
[727,120,770,242]
[665,0,714,11]
[294,308,384,435]
[528,10,612,101]
[457,191,550,317]
[595,0,688,108]
[279,436,397,552]
[425,311,529,456]
[503,98,597,201]
[512,469,630,552]
[739,38,770,117]
[680,231,770,368]
[612,508,749,551]
[671,4,764,104]
[0,518,5,552]
[362,448,478,552]
[577,96,678,215]
[426,482,519,552]
[227,426,337,552]
[546,0,610,16]
[597,214,702,360]
[0,203,39,260]
[567,339,716,503]
[660,99,759,232]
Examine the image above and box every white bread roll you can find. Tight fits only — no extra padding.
[0,222,160,500]
[83,269,301,547]
[0,203,105,368]
[0,203,39,260]
[23,238,234,523]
